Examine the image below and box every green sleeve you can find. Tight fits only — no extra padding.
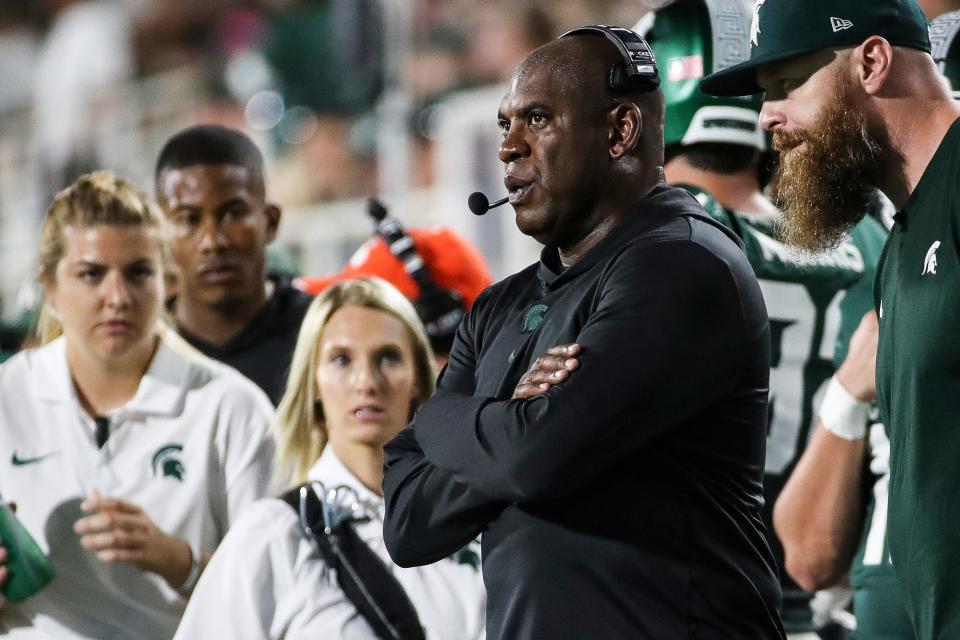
[834,215,889,366]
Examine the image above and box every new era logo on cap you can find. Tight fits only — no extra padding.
[831,17,854,32]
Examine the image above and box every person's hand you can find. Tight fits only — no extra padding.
[74,490,193,590]
[513,343,581,399]
[836,311,879,403]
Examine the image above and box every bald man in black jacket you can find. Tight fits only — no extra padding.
[382,28,785,640]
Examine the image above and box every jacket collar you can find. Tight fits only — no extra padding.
[537,184,691,290]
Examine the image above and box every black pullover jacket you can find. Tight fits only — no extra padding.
[383,185,786,639]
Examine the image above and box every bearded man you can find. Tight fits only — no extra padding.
[702,1,960,639]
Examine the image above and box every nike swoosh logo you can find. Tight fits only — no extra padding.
[11,451,58,466]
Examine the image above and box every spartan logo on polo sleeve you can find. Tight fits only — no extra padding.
[750,0,767,47]
[151,444,185,481]
[521,304,549,333]
[923,241,942,275]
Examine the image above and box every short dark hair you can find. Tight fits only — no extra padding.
[665,142,760,175]
[155,125,264,181]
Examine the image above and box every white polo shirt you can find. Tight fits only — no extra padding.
[0,330,275,639]
[175,447,486,640]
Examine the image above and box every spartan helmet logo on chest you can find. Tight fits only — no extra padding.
[923,241,941,275]
[751,0,767,47]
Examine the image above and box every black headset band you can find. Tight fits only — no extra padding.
[559,24,660,92]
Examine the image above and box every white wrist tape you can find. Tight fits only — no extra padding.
[176,546,202,596]
[818,375,870,441]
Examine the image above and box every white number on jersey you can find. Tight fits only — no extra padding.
[761,281,843,474]
[862,423,892,566]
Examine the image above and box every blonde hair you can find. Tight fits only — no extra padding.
[273,277,436,486]
[36,170,168,344]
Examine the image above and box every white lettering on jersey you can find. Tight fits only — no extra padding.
[863,423,893,566]
[762,281,843,474]
[754,230,865,272]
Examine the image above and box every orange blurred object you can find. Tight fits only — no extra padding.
[296,227,493,309]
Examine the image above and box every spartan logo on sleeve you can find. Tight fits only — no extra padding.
[923,241,941,275]
[151,444,185,481]
[750,0,767,47]
[521,304,549,333]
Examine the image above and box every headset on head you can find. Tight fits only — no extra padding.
[559,24,660,93]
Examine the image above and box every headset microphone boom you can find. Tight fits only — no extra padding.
[467,192,509,216]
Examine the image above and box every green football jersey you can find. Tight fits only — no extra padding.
[875,117,960,640]
[686,187,877,632]
[849,424,914,640]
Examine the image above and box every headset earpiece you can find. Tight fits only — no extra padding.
[559,24,660,93]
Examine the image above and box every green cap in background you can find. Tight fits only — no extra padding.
[642,0,765,151]
[700,0,931,97]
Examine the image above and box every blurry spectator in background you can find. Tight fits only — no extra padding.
[175,277,485,639]
[132,0,230,73]
[0,170,274,638]
[297,206,492,366]
[262,0,382,116]
[0,1,39,118]
[919,0,960,17]
[458,1,552,85]
[33,0,136,191]
[155,124,312,405]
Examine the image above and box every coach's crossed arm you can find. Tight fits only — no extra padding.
[383,301,507,568]
[383,343,580,567]
[512,344,581,400]
[412,242,751,504]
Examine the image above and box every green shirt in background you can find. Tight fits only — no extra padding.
[875,116,960,640]
[687,186,880,634]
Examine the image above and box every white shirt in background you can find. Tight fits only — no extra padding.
[0,329,275,638]
[175,447,486,640]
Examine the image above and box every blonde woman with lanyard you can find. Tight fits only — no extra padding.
[0,171,275,638]
[176,277,485,639]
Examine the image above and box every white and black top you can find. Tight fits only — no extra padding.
[0,329,275,639]
[175,447,486,639]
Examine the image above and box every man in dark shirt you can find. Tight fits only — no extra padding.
[155,125,311,405]
[382,27,785,639]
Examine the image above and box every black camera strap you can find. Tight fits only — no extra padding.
[280,484,426,640]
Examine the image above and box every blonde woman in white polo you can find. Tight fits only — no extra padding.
[176,278,485,639]
[0,171,275,638]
